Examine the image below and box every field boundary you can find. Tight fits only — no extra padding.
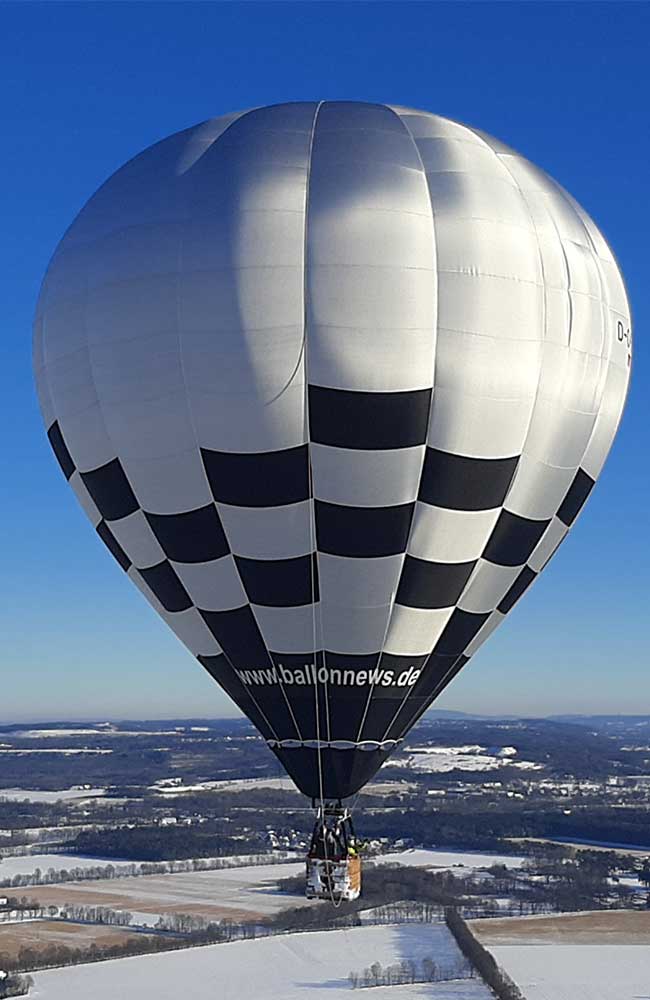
[445,907,527,1000]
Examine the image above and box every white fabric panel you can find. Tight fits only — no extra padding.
[581,362,629,479]
[543,287,571,347]
[38,244,89,312]
[307,326,435,393]
[45,348,98,422]
[253,604,322,654]
[69,472,102,527]
[307,104,436,395]
[217,501,312,560]
[176,110,249,175]
[522,399,598,471]
[528,217,570,293]
[173,556,247,612]
[437,272,544,342]
[32,317,45,372]
[425,172,531,227]
[61,134,192,247]
[41,294,88,364]
[180,104,313,455]
[499,155,589,246]
[523,349,608,469]
[541,187,593,248]
[109,510,165,568]
[528,519,569,573]
[564,240,602,298]
[33,365,55,430]
[383,605,454,657]
[159,606,223,657]
[539,332,607,413]
[428,388,533,458]
[392,110,486,145]
[408,503,500,562]
[459,561,521,614]
[309,190,434,269]
[469,128,518,157]
[435,216,542,285]
[182,212,304,272]
[100,390,197,463]
[570,293,606,356]
[120,449,212,515]
[435,329,541,400]
[179,269,304,336]
[178,269,306,448]
[85,224,181,293]
[464,610,505,657]
[505,456,576,521]
[311,445,425,507]
[57,401,115,473]
[190,381,306,453]
[598,258,630,317]
[563,190,615,263]
[320,602,393,656]
[89,330,185,407]
[85,275,179,346]
[309,267,435,348]
[318,554,403,609]
[413,137,505,176]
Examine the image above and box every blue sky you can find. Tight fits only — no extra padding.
[1,1,647,722]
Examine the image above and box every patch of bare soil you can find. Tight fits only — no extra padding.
[0,920,157,960]
[154,902,266,921]
[23,885,267,923]
[471,909,650,946]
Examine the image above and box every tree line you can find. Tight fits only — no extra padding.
[445,908,525,1000]
[0,852,297,889]
[348,955,473,989]
[0,973,33,999]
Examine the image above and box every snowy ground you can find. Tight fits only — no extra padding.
[391,745,542,773]
[152,776,299,795]
[0,787,107,804]
[0,846,523,886]
[30,924,493,1000]
[0,853,142,880]
[491,944,650,1000]
[24,862,311,921]
[152,775,418,797]
[376,848,524,870]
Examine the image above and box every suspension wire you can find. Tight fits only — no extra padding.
[354,586,398,744]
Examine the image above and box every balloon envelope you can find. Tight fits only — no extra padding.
[34,102,631,799]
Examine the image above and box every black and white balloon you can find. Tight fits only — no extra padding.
[34,102,631,798]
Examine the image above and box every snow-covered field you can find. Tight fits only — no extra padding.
[0,787,107,804]
[0,748,112,755]
[24,861,310,920]
[376,848,525,870]
[0,853,141,879]
[30,924,493,1000]
[491,944,650,1000]
[392,745,542,773]
[152,776,299,796]
[152,775,418,797]
[0,846,522,886]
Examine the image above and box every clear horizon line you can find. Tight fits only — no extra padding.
[1,710,648,727]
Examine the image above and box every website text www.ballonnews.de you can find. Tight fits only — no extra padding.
[235,663,422,689]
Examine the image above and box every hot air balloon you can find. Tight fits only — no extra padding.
[34,102,631,901]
